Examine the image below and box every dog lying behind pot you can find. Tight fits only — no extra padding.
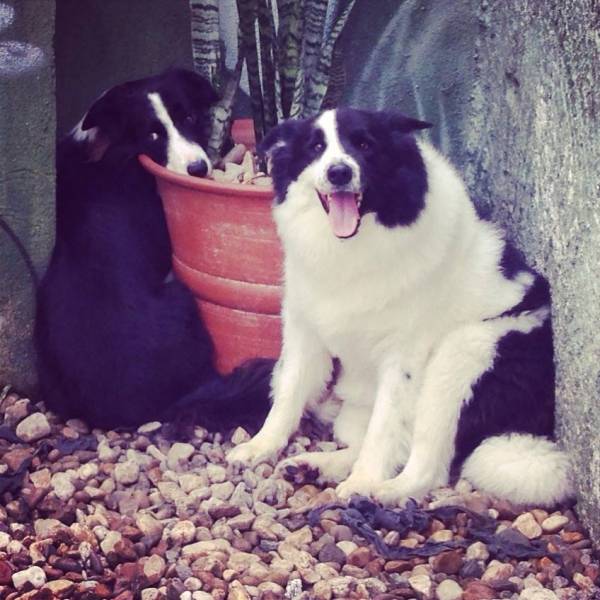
[228,108,573,507]
[35,69,272,429]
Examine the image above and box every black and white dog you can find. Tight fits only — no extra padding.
[228,108,572,507]
[35,69,272,429]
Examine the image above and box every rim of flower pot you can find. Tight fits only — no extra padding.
[138,154,274,199]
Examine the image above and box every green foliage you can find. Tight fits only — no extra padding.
[190,0,356,155]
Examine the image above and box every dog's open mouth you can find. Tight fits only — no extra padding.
[317,191,363,239]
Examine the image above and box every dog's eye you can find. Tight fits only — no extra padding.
[185,115,197,125]
[359,140,371,151]
[149,132,160,141]
[313,142,324,153]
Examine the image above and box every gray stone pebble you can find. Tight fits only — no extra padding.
[15,412,51,442]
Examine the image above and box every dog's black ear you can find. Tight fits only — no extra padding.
[81,86,128,133]
[387,112,433,133]
[176,69,219,106]
[258,120,301,158]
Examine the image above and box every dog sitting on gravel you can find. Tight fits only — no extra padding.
[227,107,573,507]
[35,69,272,429]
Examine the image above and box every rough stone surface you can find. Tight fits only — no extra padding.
[0,0,55,391]
[514,513,543,540]
[114,460,140,485]
[436,578,463,600]
[542,514,569,534]
[50,472,75,501]
[342,0,600,542]
[15,412,51,442]
[11,565,46,590]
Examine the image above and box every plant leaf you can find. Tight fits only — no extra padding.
[257,0,278,137]
[237,0,266,142]
[304,0,356,116]
[206,50,245,159]
[276,0,304,119]
[189,0,222,90]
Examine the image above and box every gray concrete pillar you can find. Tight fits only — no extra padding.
[0,1,55,392]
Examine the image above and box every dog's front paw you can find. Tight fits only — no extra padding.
[336,473,381,501]
[277,451,353,485]
[226,438,279,466]
[277,456,321,484]
[374,473,430,507]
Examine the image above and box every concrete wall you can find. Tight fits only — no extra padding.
[55,0,193,134]
[469,0,600,546]
[342,0,599,542]
[0,1,55,392]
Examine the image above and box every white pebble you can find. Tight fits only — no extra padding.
[466,541,489,561]
[211,481,235,500]
[146,444,167,462]
[51,472,75,501]
[206,464,227,483]
[138,421,162,434]
[519,589,559,599]
[231,427,251,445]
[179,473,206,494]
[97,439,120,462]
[336,540,358,556]
[541,514,569,534]
[513,512,542,539]
[167,442,195,470]
[0,531,10,549]
[114,460,140,485]
[170,520,196,545]
[408,574,433,597]
[7,540,24,554]
[78,462,99,481]
[184,576,202,591]
[12,565,46,590]
[16,412,51,442]
[100,530,122,555]
[436,578,463,600]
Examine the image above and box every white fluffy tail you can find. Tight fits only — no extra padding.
[461,433,573,506]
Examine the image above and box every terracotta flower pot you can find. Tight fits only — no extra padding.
[138,153,283,375]
[230,118,257,151]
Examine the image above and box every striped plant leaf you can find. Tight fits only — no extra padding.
[321,40,346,110]
[257,0,278,137]
[290,0,328,118]
[237,0,267,142]
[304,0,356,116]
[190,0,357,154]
[189,0,221,90]
[206,50,245,159]
[276,0,304,118]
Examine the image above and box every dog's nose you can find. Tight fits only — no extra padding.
[187,160,208,177]
[327,163,353,186]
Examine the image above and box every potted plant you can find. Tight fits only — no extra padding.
[140,0,356,373]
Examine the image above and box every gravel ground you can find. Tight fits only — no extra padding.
[0,390,598,600]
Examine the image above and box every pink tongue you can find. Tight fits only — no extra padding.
[328,192,360,238]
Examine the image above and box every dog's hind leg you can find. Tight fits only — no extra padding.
[374,312,549,506]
